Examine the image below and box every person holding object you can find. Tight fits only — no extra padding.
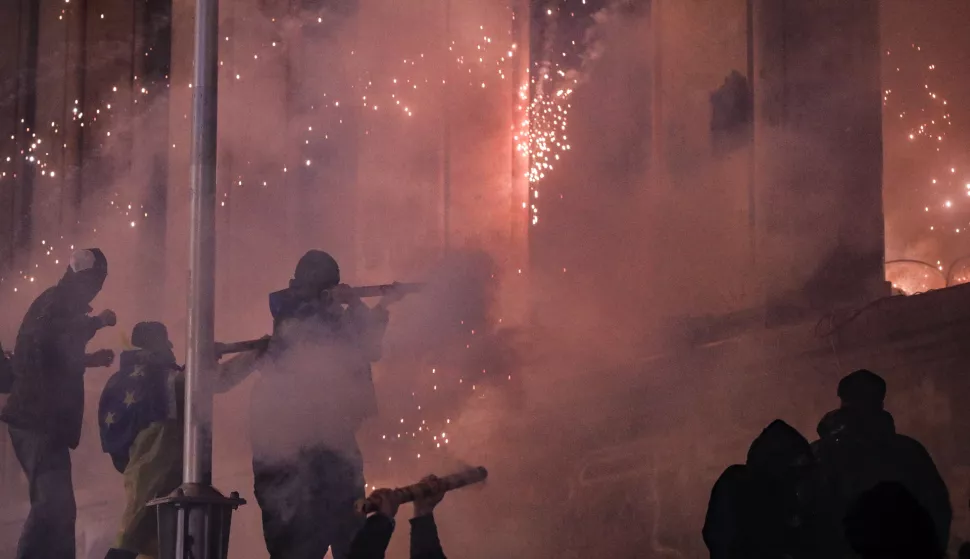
[252,250,406,559]
[98,322,269,559]
[348,475,449,559]
[0,248,116,559]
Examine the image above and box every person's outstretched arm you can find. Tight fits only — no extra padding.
[411,475,448,559]
[348,489,398,559]
[410,515,446,559]
[213,336,271,394]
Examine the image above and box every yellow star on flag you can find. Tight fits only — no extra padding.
[123,390,137,407]
[104,412,116,426]
[130,365,146,378]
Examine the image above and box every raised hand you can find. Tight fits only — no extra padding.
[97,309,117,328]
[330,284,362,307]
[86,349,115,368]
[413,475,445,517]
[369,488,400,519]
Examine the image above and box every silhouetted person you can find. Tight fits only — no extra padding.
[844,482,943,559]
[99,322,265,559]
[252,250,396,559]
[703,420,817,559]
[349,475,449,559]
[0,249,117,559]
[813,370,951,558]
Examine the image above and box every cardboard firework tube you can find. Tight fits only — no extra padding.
[349,282,424,298]
[355,466,488,515]
[214,338,270,356]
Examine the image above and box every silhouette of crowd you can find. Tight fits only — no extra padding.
[703,369,953,559]
[0,247,962,558]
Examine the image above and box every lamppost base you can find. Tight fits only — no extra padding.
[147,483,246,559]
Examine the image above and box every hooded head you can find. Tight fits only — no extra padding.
[60,248,108,306]
[129,321,176,365]
[746,419,812,475]
[291,250,340,292]
[838,369,886,412]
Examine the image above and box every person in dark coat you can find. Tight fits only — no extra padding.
[348,475,449,559]
[844,481,943,559]
[99,322,183,559]
[703,420,817,559]
[0,248,117,559]
[99,322,267,559]
[252,250,396,559]
[813,369,952,558]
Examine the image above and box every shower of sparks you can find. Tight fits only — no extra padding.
[0,0,158,298]
[516,78,575,226]
[0,4,593,292]
[0,2,590,472]
[884,43,970,290]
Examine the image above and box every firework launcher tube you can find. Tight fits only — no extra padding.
[214,338,270,356]
[223,283,424,355]
[348,282,425,298]
[355,466,489,516]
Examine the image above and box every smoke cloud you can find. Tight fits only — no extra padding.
[2,0,962,557]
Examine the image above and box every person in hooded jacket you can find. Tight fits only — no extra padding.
[702,419,818,559]
[0,248,117,559]
[812,369,952,558]
[98,321,268,559]
[252,250,400,559]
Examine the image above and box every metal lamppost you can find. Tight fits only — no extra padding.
[147,0,245,556]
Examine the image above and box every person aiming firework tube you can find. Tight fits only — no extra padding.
[251,250,416,559]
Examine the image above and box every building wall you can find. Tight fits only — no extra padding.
[0,0,37,273]
[754,0,885,309]
[642,0,885,323]
[632,0,755,324]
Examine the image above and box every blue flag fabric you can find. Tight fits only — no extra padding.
[98,350,179,473]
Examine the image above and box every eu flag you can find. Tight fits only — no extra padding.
[98,350,180,473]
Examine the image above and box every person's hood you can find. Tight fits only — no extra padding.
[746,419,812,475]
[817,407,896,441]
[56,248,108,307]
[292,250,340,290]
[130,321,174,352]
